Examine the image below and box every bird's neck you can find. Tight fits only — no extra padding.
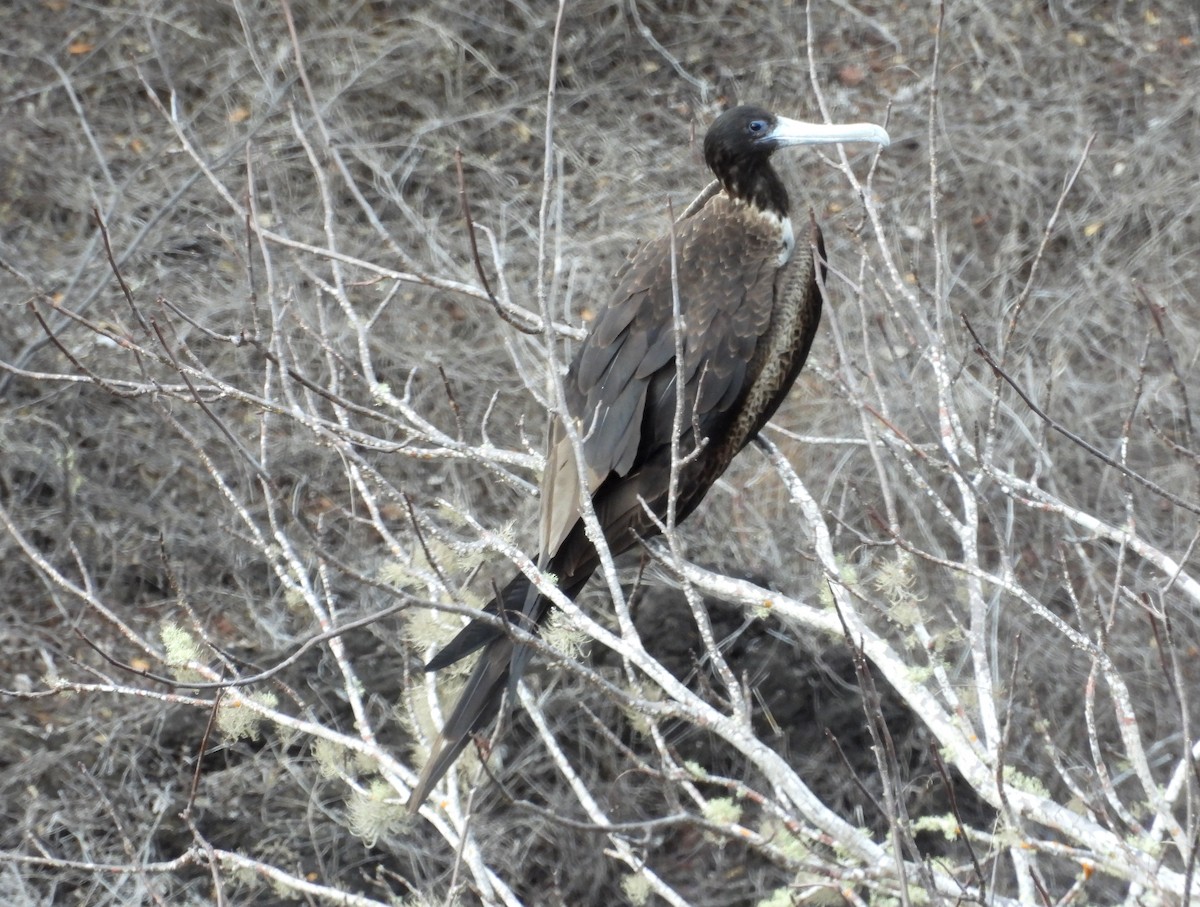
[720,163,790,220]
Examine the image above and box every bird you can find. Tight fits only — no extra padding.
[408,104,889,811]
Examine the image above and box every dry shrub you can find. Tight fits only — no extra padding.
[2,0,1199,904]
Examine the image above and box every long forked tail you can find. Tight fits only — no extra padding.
[406,630,516,811]
[407,566,593,812]
[406,571,533,812]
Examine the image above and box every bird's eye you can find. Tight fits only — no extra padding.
[748,120,767,134]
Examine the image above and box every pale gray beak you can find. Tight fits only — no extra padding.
[771,115,890,148]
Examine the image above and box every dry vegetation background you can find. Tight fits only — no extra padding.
[2,0,1199,904]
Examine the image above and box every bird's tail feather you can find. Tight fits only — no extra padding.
[423,570,533,671]
[407,573,549,812]
[408,560,594,812]
[406,634,513,812]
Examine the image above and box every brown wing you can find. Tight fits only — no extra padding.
[538,193,788,559]
[412,200,822,813]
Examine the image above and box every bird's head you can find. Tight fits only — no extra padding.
[703,104,889,213]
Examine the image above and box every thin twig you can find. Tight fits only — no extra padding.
[455,148,541,334]
[1002,134,1097,355]
[929,743,988,899]
[437,363,466,441]
[75,601,409,691]
[1135,282,1194,442]
[27,302,146,398]
[149,319,271,482]
[93,206,151,336]
[963,314,1200,516]
[185,689,223,820]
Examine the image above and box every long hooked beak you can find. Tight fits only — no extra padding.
[770,115,890,148]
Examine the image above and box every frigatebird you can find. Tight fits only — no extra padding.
[408,104,889,811]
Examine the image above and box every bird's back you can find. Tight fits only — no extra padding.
[540,190,823,561]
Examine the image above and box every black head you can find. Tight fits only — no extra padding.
[703,106,786,213]
[702,104,891,215]
[703,106,784,173]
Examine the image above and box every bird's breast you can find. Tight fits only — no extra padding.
[714,196,794,268]
[777,215,794,267]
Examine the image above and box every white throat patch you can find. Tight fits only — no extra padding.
[777,214,794,267]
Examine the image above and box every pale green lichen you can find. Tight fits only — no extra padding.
[621,874,652,906]
[313,737,353,780]
[819,556,860,608]
[160,622,206,683]
[758,817,810,863]
[872,552,927,626]
[755,888,793,907]
[701,797,742,826]
[906,664,934,685]
[161,622,203,667]
[1003,766,1050,799]
[541,610,589,661]
[347,779,405,847]
[913,813,960,841]
[216,690,278,742]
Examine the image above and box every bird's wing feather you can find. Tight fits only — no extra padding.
[538,194,785,559]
